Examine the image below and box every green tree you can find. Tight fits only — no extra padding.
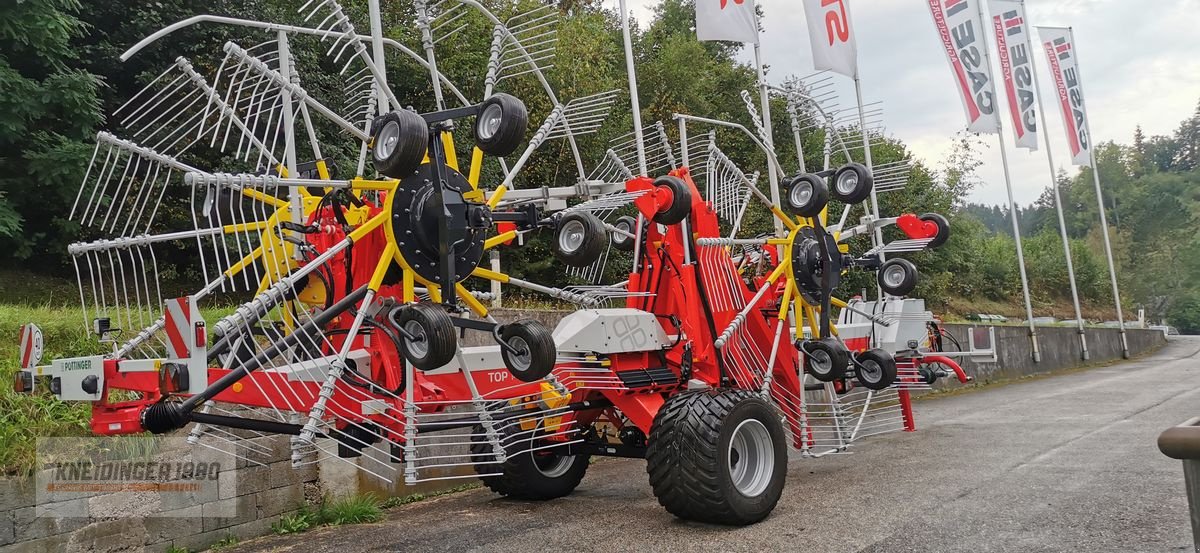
[0,0,102,266]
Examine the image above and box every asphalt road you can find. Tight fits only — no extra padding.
[232,337,1199,553]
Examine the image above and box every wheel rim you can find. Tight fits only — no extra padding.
[728,419,774,497]
[790,181,813,209]
[532,453,574,478]
[859,359,882,383]
[374,120,400,162]
[882,264,907,288]
[403,320,429,359]
[809,349,832,375]
[613,220,631,245]
[507,336,531,372]
[477,104,503,140]
[836,170,859,195]
[558,220,586,254]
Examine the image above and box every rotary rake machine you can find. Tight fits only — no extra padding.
[13,0,966,526]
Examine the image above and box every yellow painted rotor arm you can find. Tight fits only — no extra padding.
[471,267,510,283]
[347,211,388,242]
[484,230,518,250]
[456,283,488,318]
[777,278,795,322]
[368,243,398,292]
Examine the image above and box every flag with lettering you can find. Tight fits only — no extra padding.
[1037,26,1091,166]
[926,0,1000,134]
[988,0,1037,150]
[696,0,759,44]
[803,0,858,78]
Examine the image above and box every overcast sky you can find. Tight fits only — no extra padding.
[616,0,1200,206]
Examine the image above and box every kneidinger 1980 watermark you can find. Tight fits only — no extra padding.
[46,459,220,493]
[35,437,237,518]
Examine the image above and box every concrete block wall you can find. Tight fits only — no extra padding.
[474,309,1167,380]
[0,435,318,553]
[943,323,1168,383]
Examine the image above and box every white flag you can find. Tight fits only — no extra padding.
[803,0,858,78]
[696,0,759,45]
[926,0,1000,134]
[1037,26,1091,166]
[988,0,1038,150]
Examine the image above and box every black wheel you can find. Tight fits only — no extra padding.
[830,162,874,204]
[646,389,787,526]
[799,337,849,382]
[878,258,919,297]
[470,421,589,500]
[500,320,556,382]
[652,175,692,225]
[920,213,951,248]
[610,215,638,252]
[552,212,606,267]
[784,173,829,217]
[474,93,529,157]
[393,303,457,370]
[854,349,898,390]
[371,110,428,178]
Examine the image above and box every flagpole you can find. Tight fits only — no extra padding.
[753,41,785,236]
[1069,26,1129,358]
[1028,15,1088,360]
[979,0,1041,363]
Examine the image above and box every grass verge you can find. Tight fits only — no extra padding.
[0,303,234,475]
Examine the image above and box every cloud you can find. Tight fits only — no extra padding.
[615,0,1200,206]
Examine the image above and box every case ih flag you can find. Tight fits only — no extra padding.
[988,0,1038,150]
[696,0,759,44]
[1038,26,1092,166]
[803,0,858,78]
[926,0,1000,134]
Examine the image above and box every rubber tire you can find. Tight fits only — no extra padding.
[920,212,951,249]
[610,215,638,252]
[801,337,849,382]
[470,422,589,500]
[854,348,898,391]
[646,389,787,526]
[474,93,529,157]
[784,173,829,218]
[830,162,874,204]
[552,212,606,267]
[878,258,919,297]
[652,176,692,225]
[394,302,457,371]
[500,320,557,382]
[371,110,428,179]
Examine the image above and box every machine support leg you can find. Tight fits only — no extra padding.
[899,389,915,432]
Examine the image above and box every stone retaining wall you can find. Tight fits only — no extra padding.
[0,437,316,553]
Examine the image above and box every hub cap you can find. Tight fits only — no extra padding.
[533,454,574,478]
[477,104,503,140]
[374,120,400,161]
[403,321,429,358]
[883,264,907,287]
[809,349,832,374]
[728,419,774,497]
[836,170,859,195]
[558,220,586,254]
[790,180,813,208]
[507,336,531,372]
[859,359,882,383]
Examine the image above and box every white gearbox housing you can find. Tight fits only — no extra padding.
[553,308,671,354]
